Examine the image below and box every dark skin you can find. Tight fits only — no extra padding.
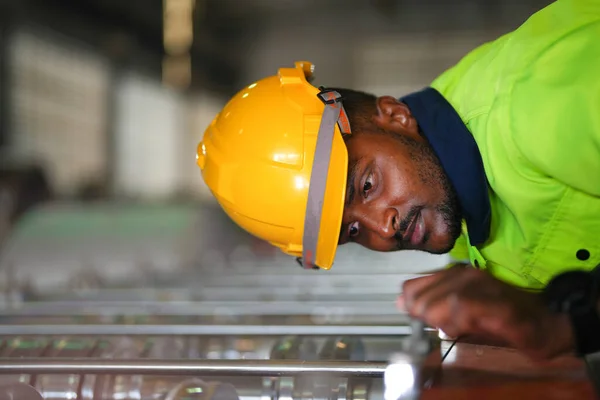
[339,96,462,254]
[339,96,576,360]
[398,264,575,360]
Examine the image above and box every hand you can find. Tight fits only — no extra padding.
[397,264,575,360]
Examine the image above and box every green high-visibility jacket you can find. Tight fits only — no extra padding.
[431,0,600,289]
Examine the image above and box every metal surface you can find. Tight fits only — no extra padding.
[164,379,240,400]
[0,336,391,399]
[0,334,423,364]
[0,383,43,400]
[0,324,425,336]
[319,337,366,361]
[404,320,431,355]
[0,300,410,316]
[81,376,240,400]
[0,335,428,399]
[0,359,387,377]
[384,320,440,400]
[0,204,446,399]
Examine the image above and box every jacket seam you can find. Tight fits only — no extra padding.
[462,106,490,125]
[522,186,570,279]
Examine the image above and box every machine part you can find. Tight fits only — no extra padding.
[0,334,411,363]
[80,336,168,400]
[146,336,187,359]
[384,321,443,400]
[221,337,243,360]
[334,378,349,400]
[0,324,419,336]
[0,373,382,400]
[310,336,369,399]
[276,377,295,400]
[260,374,371,400]
[230,337,260,360]
[165,378,240,400]
[204,337,227,359]
[202,336,249,360]
[265,336,318,399]
[402,320,431,356]
[98,336,147,358]
[269,336,318,361]
[384,353,422,400]
[260,377,278,400]
[0,337,49,387]
[0,382,43,400]
[35,337,97,400]
[85,375,229,400]
[348,378,372,400]
[0,358,387,377]
[0,300,407,317]
[320,336,366,361]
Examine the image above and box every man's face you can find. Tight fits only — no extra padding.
[338,97,462,254]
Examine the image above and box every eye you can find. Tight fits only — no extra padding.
[348,221,359,238]
[363,174,373,196]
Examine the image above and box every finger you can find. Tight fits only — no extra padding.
[417,291,462,338]
[401,271,450,310]
[407,276,458,318]
[419,290,506,339]
[403,265,476,317]
[396,295,406,312]
[402,264,470,294]
[402,274,440,295]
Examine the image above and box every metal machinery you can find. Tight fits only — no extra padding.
[0,203,450,399]
[0,332,443,399]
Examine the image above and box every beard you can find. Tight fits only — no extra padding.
[433,194,463,254]
[401,134,464,254]
[346,125,465,254]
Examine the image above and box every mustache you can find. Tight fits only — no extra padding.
[394,206,421,249]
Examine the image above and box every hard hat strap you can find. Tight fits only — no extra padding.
[317,90,352,135]
[301,90,349,270]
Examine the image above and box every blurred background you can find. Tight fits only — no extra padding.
[0,0,552,296]
[0,0,553,398]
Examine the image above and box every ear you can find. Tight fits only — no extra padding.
[373,96,415,131]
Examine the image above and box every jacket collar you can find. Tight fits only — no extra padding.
[399,87,491,246]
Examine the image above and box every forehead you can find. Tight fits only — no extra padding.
[345,131,397,159]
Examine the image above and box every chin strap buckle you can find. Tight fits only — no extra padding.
[295,257,321,270]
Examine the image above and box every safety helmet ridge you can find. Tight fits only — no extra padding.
[196,61,350,270]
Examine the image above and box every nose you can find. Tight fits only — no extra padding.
[361,207,397,239]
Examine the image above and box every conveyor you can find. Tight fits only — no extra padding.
[0,203,450,399]
[0,329,443,400]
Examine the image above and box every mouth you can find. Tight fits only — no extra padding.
[403,210,426,247]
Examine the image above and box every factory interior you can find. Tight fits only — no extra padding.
[0,0,598,398]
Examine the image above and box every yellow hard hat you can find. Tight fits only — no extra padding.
[196,61,352,270]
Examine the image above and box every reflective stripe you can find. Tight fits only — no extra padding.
[301,90,352,269]
[302,99,341,269]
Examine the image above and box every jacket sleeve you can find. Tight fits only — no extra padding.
[508,16,600,197]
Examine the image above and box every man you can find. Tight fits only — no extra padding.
[196,0,600,360]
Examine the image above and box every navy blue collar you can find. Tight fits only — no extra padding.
[400,87,491,247]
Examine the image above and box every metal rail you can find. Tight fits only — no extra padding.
[0,358,387,377]
[0,324,434,336]
[0,300,404,317]
[186,273,421,287]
